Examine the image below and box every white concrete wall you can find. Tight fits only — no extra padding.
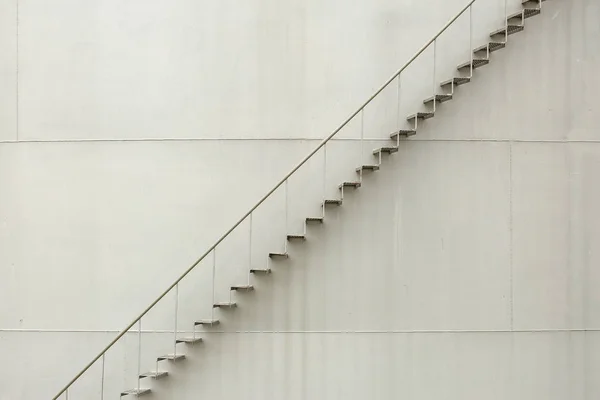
[1,0,600,398]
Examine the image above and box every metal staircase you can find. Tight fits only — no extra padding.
[51,0,548,398]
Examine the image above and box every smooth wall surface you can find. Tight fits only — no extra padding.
[1,0,600,399]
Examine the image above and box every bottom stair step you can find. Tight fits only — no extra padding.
[121,389,151,397]
[139,371,168,380]
[176,337,203,344]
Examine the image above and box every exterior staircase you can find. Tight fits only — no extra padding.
[51,0,551,398]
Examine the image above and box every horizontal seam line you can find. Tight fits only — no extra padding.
[2,328,599,334]
[1,138,600,145]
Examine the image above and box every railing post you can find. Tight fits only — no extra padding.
[359,109,365,182]
[322,144,327,218]
[173,284,179,356]
[284,179,289,252]
[469,4,473,78]
[100,354,105,400]
[137,319,142,392]
[432,39,437,112]
[211,249,216,319]
[248,213,253,285]
[505,0,508,42]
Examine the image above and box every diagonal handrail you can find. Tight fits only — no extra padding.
[51,0,477,397]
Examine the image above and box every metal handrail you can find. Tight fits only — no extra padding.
[51,0,477,397]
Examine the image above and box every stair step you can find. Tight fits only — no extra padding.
[339,181,361,189]
[121,388,151,397]
[250,268,272,274]
[490,24,524,37]
[356,165,380,173]
[195,319,220,326]
[139,371,168,380]
[323,199,342,206]
[457,58,489,70]
[268,252,288,258]
[157,354,186,362]
[176,337,203,344]
[523,7,541,18]
[231,284,254,292]
[390,129,417,139]
[407,112,434,121]
[287,234,306,240]
[423,93,453,105]
[440,77,471,87]
[306,217,324,224]
[522,0,545,3]
[474,41,506,53]
[507,10,525,20]
[373,146,399,155]
[213,302,237,309]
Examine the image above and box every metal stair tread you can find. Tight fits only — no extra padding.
[139,371,168,380]
[457,58,489,70]
[523,7,541,18]
[268,252,289,258]
[440,77,471,87]
[250,268,272,274]
[194,319,220,326]
[406,112,434,121]
[176,337,203,344]
[231,284,254,291]
[490,24,524,37]
[339,181,361,189]
[474,41,506,53]
[423,94,453,104]
[323,199,342,206]
[356,165,380,172]
[287,234,306,240]
[213,302,237,308]
[390,129,417,138]
[121,388,151,397]
[305,216,324,223]
[373,146,399,155]
[157,354,186,362]
[507,10,525,20]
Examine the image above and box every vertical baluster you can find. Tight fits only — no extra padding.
[100,354,105,400]
[396,73,401,146]
[359,109,365,182]
[248,213,253,284]
[211,248,216,320]
[173,284,179,356]
[432,39,437,113]
[65,388,68,400]
[469,5,473,78]
[137,319,142,392]
[322,144,327,218]
[505,0,508,43]
[284,179,289,253]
